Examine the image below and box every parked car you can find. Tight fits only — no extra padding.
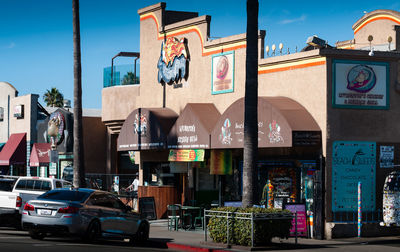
[21,188,149,244]
[0,176,72,228]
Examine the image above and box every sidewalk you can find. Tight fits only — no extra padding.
[149,220,400,251]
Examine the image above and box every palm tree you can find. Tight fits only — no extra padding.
[43,87,64,107]
[72,0,85,188]
[242,0,259,207]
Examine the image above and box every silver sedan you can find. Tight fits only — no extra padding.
[21,188,149,244]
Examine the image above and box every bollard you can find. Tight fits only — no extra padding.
[358,182,362,238]
[226,212,229,246]
[251,213,254,247]
[204,210,207,242]
[295,211,298,245]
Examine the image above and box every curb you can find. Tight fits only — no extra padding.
[167,242,230,252]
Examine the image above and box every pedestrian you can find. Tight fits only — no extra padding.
[126,173,139,210]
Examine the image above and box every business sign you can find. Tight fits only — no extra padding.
[284,203,307,237]
[380,146,394,168]
[212,51,234,94]
[332,141,376,212]
[332,60,389,109]
[13,105,24,118]
[49,162,57,175]
[168,149,205,162]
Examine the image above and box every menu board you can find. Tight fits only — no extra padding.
[284,203,307,237]
[139,197,157,220]
[332,141,376,212]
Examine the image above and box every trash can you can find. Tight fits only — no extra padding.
[381,171,400,227]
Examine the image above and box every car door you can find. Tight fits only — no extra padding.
[87,193,120,234]
[107,194,140,235]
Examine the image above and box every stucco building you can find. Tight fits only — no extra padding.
[102,3,400,238]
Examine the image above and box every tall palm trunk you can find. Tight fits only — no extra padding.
[242,0,259,207]
[72,0,85,188]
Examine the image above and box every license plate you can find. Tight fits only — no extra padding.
[39,209,52,215]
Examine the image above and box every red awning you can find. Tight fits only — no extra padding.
[29,143,51,167]
[0,133,27,166]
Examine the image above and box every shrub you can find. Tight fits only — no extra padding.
[207,207,293,246]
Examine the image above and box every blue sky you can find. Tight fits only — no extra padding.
[1,0,399,109]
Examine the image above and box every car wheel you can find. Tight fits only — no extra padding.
[29,229,46,240]
[84,220,101,243]
[130,223,149,245]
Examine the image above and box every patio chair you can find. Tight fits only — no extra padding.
[194,207,204,230]
[167,204,181,231]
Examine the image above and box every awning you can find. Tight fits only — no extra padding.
[0,133,27,166]
[211,97,320,149]
[167,103,221,149]
[117,108,178,151]
[29,143,51,167]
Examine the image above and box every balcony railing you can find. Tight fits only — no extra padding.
[103,64,140,87]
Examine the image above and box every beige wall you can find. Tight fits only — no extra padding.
[353,10,399,50]
[9,94,38,142]
[83,116,107,174]
[0,82,18,143]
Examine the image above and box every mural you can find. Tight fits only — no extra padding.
[47,112,65,149]
[157,37,188,85]
[212,51,234,94]
[382,171,400,226]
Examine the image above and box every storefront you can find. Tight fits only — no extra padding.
[101,3,400,238]
[0,133,27,175]
[29,143,51,177]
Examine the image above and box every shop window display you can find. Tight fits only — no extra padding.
[260,167,297,209]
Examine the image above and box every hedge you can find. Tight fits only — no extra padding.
[207,207,293,246]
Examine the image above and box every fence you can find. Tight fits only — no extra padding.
[204,209,294,247]
[331,209,382,223]
[103,64,140,87]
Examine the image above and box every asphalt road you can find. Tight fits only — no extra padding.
[0,228,172,252]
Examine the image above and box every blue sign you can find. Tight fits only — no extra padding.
[332,141,376,212]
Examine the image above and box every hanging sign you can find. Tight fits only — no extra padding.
[210,149,232,175]
[168,149,204,162]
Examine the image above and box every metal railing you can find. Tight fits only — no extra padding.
[204,209,294,247]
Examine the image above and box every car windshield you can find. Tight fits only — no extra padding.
[38,190,91,202]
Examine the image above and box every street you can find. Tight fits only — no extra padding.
[1,226,400,252]
[0,228,172,252]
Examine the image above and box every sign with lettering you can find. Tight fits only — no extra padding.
[380,145,394,168]
[332,141,376,212]
[212,51,234,94]
[168,149,205,162]
[332,60,389,109]
[284,203,307,237]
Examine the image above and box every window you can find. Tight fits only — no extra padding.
[15,179,51,191]
[15,179,27,190]
[39,190,91,202]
